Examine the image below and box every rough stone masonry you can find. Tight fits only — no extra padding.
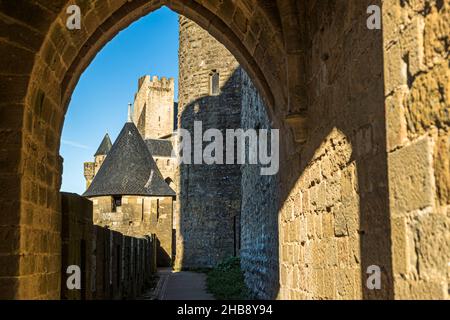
[176,16,243,269]
[176,17,278,301]
[0,0,448,300]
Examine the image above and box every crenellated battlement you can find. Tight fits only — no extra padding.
[138,75,174,92]
[149,75,174,91]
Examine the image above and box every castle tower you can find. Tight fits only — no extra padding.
[176,16,243,269]
[83,106,175,267]
[133,75,175,139]
[94,133,112,174]
[84,133,112,189]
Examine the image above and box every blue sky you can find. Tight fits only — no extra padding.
[60,6,179,194]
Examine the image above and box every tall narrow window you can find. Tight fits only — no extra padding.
[156,199,160,221]
[141,198,144,222]
[112,195,122,212]
[209,70,220,96]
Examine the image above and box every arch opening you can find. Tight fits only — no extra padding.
[48,3,284,300]
[4,0,442,301]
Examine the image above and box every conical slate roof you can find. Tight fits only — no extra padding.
[94,133,112,156]
[83,122,175,197]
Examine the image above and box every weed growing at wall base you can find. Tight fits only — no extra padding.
[206,257,250,300]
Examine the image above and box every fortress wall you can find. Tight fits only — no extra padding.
[176,17,242,269]
[90,195,173,267]
[240,70,279,299]
[175,1,450,300]
[61,193,155,300]
[146,77,175,139]
[277,0,389,299]
[383,0,450,299]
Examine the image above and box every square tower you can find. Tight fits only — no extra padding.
[133,75,175,139]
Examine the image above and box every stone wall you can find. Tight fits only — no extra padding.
[0,0,448,300]
[61,192,93,299]
[151,197,173,267]
[90,195,173,267]
[61,193,156,300]
[84,155,107,189]
[278,0,391,299]
[155,156,177,183]
[133,76,151,135]
[240,70,279,299]
[176,16,242,269]
[383,0,450,299]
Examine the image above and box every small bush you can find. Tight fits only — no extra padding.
[206,257,250,300]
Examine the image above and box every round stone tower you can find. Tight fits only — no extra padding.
[175,16,243,269]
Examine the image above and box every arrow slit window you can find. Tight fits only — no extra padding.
[112,196,122,212]
[209,70,220,96]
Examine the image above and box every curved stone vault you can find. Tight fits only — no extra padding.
[0,0,448,299]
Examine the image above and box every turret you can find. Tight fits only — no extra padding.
[94,133,112,175]
[83,104,175,199]
[84,133,112,190]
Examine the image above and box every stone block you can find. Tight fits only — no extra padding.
[337,237,349,268]
[322,212,333,239]
[403,15,426,76]
[388,136,434,215]
[383,41,407,95]
[336,268,355,299]
[334,205,349,237]
[415,213,450,279]
[434,132,450,206]
[386,86,409,151]
[323,267,336,299]
[391,216,408,275]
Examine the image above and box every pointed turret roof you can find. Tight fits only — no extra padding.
[94,133,112,156]
[83,121,175,198]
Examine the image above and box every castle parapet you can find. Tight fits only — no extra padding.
[149,75,175,92]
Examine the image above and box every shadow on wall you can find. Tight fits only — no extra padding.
[178,68,244,267]
[176,20,393,298]
[240,69,280,300]
[177,68,281,299]
[61,192,157,300]
[156,238,172,268]
[176,0,392,300]
[276,0,393,299]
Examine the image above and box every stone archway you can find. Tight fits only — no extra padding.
[0,0,303,299]
[1,0,448,300]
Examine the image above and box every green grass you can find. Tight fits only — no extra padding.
[206,257,250,300]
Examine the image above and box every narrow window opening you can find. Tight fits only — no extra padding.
[156,199,160,222]
[209,70,220,96]
[112,195,122,212]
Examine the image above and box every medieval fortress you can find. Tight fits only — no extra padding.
[3,0,447,301]
[80,7,450,299]
[83,16,271,283]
